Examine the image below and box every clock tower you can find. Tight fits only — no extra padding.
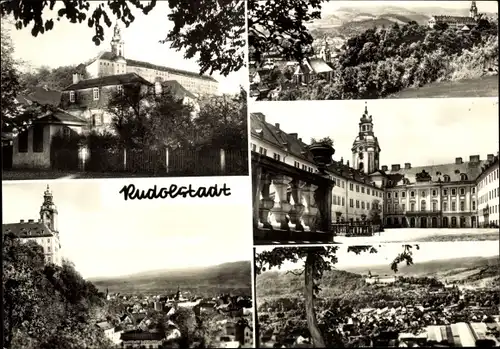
[352,102,381,174]
[40,185,58,232]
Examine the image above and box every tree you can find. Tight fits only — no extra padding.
[194,87,247,150]
[310,137,334,147]
[369,199,382,226]
[248,0,325,64]
[20,64,90,91]
[106,84,194,149]
[1,22,23,132]
[254,245,417,347]
[0,0,245,76]
[2,232,111,349]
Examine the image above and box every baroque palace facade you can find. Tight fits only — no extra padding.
[250,105,499,229]
[2,185,62,265]
[79,24,218,97]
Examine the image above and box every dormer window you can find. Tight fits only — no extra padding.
[460,173,468,181]
[93,88,100,101]
[69,91,75,103]
[443,175,450,182]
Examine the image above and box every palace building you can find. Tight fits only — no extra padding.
[2,185,62,265]
[250,104,499,229]
[428,1,483,31]
[79,24,218,97]
[250,110,385,224]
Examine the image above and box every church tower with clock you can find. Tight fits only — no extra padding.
[352,103,381,174]
[40,185,58,232]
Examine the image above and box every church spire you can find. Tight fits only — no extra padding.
[40,184,58,231]
[110,22,125,57]
[470,1,478,19]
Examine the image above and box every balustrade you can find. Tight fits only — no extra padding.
[252,152,335,245]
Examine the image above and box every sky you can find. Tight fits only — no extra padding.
[2,177,253,279]
[3,1,247,94]
[320,1,498,15]
[251,97,499,167]
[255,241,499,272]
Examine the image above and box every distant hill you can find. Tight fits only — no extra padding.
[308,4,497,39]
[344,256,500,283]
[90,261,252,296]
[256,256,499,299]
[257,268,366,299]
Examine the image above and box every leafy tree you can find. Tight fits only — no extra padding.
[106,84,194,149]
[2,232,112,349]
[0,0,245,76]
[255,245,417,347]
[194,87,247,150]
[310,137,334,147]
[20,64,90,91]
[369,199,382,226]
[1,22,23,132]
[248,0,325,64]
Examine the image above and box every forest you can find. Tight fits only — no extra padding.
[273,20,498,100]
[3,232,112,349]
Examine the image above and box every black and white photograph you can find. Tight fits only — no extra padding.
[248,1,498,101]
[251,97,499,245]
[254,242,500,348]
[2,179,254,348]
[1,1,248,180]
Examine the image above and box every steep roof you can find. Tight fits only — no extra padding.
[121,330,165,341]
[384,160,486,186]
[327,160,378,187]
[96,321,114,331]
[26,86,62,107]
[3,221,55,238]
[63,73,152,91]
[161,80,197,100]
[250,112,315,164]
[34,109,87,126]
[308,58,334,73]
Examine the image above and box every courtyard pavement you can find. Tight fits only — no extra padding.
[335,228,500,244]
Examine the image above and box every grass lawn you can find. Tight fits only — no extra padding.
[388,75,499,99]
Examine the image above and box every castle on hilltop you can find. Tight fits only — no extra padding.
[78,23,218,97]
[428,1,485,31]
[2,185,62,266]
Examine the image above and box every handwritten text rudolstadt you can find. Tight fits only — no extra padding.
[119,183,231,201]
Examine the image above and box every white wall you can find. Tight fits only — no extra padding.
[477,163,500,226]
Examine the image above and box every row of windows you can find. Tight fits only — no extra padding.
[69,85,126,103]
[349,199,373,210]
[479,187,499,205]
[478,168,499,190]
[252,144,316,173]
[349,182,382,197]
[387,200,475,213]
[487,205,499,215]
[332,195,345,207]
[387,187,474,199]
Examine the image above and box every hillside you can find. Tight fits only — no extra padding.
[90,261,252,296]
[256,256,499,301]
[257,268,366,300]
[344,256,500,282]
[308,4,497,39]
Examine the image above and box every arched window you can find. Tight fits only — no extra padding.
[460,173,468,181]
[443,175,450,182]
